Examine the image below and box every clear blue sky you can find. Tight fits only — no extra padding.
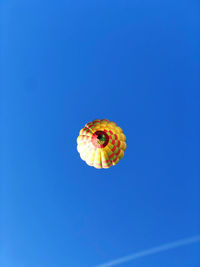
[1,0,200,266]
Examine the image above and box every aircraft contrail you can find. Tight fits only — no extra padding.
[95,235,200,267]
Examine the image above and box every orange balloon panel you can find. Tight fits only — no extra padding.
[77,119,127,169]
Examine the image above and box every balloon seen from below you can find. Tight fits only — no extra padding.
[77,119,127,169]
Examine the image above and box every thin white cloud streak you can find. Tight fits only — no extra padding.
[95,235,200,267]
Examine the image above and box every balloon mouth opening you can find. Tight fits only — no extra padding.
[92,131,109,148]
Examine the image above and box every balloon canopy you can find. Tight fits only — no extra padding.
[77,119,127,169]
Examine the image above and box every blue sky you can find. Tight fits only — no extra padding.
[1,0,200,266]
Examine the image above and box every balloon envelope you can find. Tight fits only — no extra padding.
[77,119,127,169]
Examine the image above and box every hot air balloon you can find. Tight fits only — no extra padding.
[77,119,127,169]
